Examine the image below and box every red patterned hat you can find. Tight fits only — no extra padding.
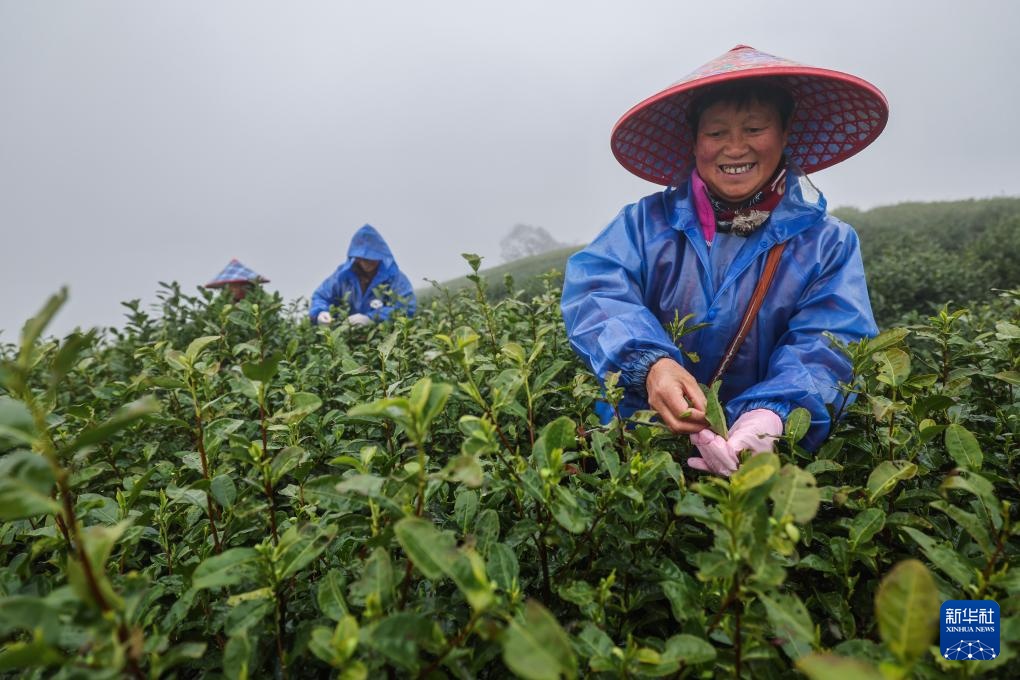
[610,45,889,185]
[205,259,269,288]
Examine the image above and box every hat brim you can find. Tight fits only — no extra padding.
[205,277,269,288]
[611,64,889,185]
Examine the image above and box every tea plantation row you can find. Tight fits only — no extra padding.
[0,261,1017,678]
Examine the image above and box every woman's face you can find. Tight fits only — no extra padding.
[353,257,380,278]
[693,99,788,202]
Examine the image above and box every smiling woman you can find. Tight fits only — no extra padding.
[561,44,890,475]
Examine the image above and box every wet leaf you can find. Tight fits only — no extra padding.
[874,559,939,663]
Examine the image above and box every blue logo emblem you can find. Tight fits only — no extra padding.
[940,600,999,660]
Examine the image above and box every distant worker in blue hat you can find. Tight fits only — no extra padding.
[310,224,416,326]
[205,258,270,302]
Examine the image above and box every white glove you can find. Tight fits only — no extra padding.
[316,311,333,325]
[347,313,373,326]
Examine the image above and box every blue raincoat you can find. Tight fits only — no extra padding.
[310,225,417,323]
[561,167,877,450]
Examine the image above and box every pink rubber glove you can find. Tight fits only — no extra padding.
[727,409,783,455]
[687,409,783,476]
[687,429,739,475]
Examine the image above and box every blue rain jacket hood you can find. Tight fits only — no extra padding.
[561,167,878,450]
[310,224,416,322]
[346,224,396,264]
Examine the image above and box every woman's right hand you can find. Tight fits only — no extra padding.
[645,357,709,434]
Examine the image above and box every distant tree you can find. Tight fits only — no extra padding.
[499,224,565,262]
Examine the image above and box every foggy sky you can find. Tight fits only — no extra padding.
[2,1,1019,337]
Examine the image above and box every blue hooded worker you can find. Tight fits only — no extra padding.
[561,45,888,476]
[310,224,416,326]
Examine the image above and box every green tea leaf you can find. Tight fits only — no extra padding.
[993,370,1020,386]
[501,600,578,680]
[454,489,479,532]
[0,596,61,640]
[309,617,360,668]
[865,327,910,355]
[730,451,779,493]
[900,527,974,588]
[271,392,322,424]
[703,382,728,438]
[275,524,337,580]
[66,520,132,611]
[770,465,819,524]
[185,335,221,363]
[943,424,983,470]
[317,569,350,621]
[804,459,843,475]
[394,516,458,581]
[929,500,993,557]
[442,453,484,488]
[17,288,67,364]
[661,572,700,623]
[270,446,306,486]
[532,416,576,468]
[661,634,716,665]
[153,642,207,677]
[49,332,94,386]
[0,451,57,520]
[223,632,252,680]
[874,559,939,663]
[487,543,520,591]
[940,470,1002,530]
[364,612,437,671]
[784,408,812,444]
[761,592,815,660]
[192,548,260,591]
[241,351,283,383]
[796,653,884,680]
[210,474,236,509]
[848,508,886,550]
[408,377,453,439]
[350,547,395,610]
[994,321,1020,339]
[0,637,66,670]
[474,509,500,554]
[866,461,917,504]
[0,478,60,520]
[873,348,911,387]
[0,397,36,446]
[65,396,160,455]
[551,486,589,534]
[448,549,493,612]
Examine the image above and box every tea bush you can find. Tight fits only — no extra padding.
[0,258,1017,678]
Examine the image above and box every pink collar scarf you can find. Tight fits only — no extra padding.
[689,169,718,244]
[689,162,787,244]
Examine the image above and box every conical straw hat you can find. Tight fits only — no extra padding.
[611,45,889,185]
[205,259,270,288]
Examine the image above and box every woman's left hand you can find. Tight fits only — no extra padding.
[687,409,783,476]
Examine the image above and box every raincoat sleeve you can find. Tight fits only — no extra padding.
[725,222,878,450]
[309,271,343,322]
[561,206,686,398]
[372,271,417,321]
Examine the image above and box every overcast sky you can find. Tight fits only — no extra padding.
[2,1,1019,338]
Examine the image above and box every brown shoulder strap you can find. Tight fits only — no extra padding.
[709,241,788,385]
